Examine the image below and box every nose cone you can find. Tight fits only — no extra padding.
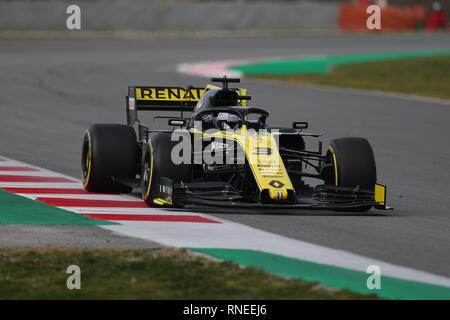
[268,189,288,201]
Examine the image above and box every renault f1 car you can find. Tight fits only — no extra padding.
[81,77,390,211]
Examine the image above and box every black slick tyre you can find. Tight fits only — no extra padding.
[326,137,377,212]
[81,124,137,193]
[141,132,191,207]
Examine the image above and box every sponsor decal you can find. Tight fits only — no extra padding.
[253,147,272,155]
[136,87,205,102]
[268,180,285,189]
[159,177,173,205]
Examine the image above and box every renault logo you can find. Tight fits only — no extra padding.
[269,180,284,188]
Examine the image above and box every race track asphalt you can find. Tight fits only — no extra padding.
[0,33,449,277]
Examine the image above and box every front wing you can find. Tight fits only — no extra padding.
[153,179,392,211]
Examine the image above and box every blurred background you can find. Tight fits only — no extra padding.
[0,0,448,34]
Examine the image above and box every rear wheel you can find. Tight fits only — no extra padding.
[81,124,137,193]
[141,132,191,207]
[325,137,376,212]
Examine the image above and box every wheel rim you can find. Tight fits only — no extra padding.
[322,149,337,186]
[81,135,92,187]
[326,147,338,186]
[142,147,153,201]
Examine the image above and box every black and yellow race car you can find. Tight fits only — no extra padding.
[81,77,390,212]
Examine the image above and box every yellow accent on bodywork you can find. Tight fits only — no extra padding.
[205,84,221,90]
[190,128,294,200]
[239,88,248,107]
[153,197,172,206]
[375,183,386,206]
[136,87,206,103]
[327,146,339,186]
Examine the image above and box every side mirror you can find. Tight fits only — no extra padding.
[168,119,188,127]
[293,122,308,130]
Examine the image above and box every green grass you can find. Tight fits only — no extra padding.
[252,56,450,100]
[0,248,379,300]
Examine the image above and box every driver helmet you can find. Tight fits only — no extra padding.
[201,112,241,129]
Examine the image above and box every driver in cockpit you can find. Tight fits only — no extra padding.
[201,112,241,130]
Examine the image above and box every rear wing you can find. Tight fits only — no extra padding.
[126,86,204,124]
[126,85,248,125]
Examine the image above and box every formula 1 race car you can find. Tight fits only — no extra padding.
[81,77,390,211]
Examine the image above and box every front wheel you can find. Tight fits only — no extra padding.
[141,132,191,207]
[324,137,377,212]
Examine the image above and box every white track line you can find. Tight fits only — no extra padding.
[19,194,143,201]
[67,208,197,216]
[0,182,83,188]
[0,171,74,177]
